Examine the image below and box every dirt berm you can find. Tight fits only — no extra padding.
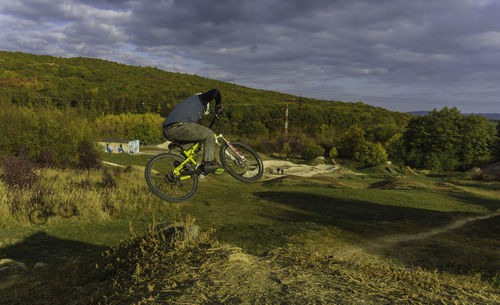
[3,227,498,305]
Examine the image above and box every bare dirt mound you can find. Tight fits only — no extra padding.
[3,227,499,305]
[262,160,359,180]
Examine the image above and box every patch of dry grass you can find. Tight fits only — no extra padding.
[0,166,168,228]
[2,224,498,305]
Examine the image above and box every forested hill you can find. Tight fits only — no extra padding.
[0,50,307,115]
[0,51,415,162]
[0,51,302,110]
[0,51,407,119]
[1,51,498,170]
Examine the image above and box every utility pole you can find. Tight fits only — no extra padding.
[284,103,289,136]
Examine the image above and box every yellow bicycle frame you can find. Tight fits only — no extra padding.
[172,142,200,180]
[172,133,233,179]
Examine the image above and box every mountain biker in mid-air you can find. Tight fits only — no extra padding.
[162,89,223,173]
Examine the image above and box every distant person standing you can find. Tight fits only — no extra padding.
[163,89,223,173]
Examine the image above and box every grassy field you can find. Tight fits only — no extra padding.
[1,151,499,303]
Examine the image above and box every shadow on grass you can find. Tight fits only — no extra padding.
[0,232,106,268]
[448,191,500,212]
[253,191,499,280]
[381,215,500,281]
[252,191,474,238]
[458,181,500,191]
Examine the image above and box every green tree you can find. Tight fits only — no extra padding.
[338,126,366,159]
[458,114,496,168]
[495,122,500,161]
[354,142,388,165]
[403,107,496,171]
[128,124,161,145]
[385,133,405,164]
[0,102,95,167]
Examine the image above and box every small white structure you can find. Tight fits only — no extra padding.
[97,139,140,154]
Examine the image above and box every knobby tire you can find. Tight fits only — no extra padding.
[144,153,199,202]
[219,141,264,182]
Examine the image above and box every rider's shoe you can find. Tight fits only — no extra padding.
[201,160,222,173]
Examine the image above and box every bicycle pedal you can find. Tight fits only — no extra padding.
[214,168,225,175]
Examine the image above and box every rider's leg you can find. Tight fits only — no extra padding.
[165,123,215,161]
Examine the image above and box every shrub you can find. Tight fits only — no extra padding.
[0,103,95,167]
[282,142,292,158]
[1,155,39,189]
[95,113,164,144]
[38,148,57,168]
[128,123,162,145]
[328,147,338,159]
[102,167,117,189]
[302,143,325,161]
[78,141,102,170]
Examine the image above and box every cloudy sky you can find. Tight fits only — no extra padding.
[1,0,499,113]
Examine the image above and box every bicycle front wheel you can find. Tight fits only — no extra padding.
[145,153,199,202]
[219,141,263,182]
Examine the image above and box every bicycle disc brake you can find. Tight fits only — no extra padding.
[165,172,179,183]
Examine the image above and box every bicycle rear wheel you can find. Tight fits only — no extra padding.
[145,153,199,202]
[219,141,263,182]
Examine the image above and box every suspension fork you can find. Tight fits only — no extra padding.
[215,134,245,159]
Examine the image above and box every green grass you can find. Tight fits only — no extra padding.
[180,177,493,252]
[1,155,499,303]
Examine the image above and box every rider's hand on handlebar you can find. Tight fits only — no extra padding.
[216,104,223,115]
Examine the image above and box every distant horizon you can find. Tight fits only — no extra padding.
[407,111,500,121]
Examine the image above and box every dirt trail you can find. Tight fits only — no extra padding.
[261,159,358,179]
[342,213,500,261]
[102,161,126,168]
[372,213,498,248]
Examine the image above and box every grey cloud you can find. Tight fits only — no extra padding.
[1,0,500,112]
[123,0,500,112]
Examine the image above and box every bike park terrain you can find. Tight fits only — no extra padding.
[1,152,499,304]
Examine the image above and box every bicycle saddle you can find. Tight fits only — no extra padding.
[167,140,195,150]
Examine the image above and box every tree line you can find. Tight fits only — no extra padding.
[0,51,498,171]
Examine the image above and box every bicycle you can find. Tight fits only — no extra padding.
[144,112,264,202]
